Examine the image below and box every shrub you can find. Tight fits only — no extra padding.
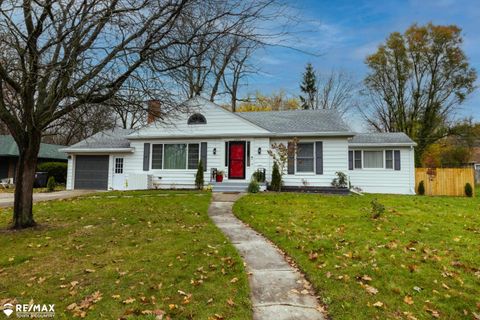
[465,183,473,197]
[418,180,425,195]
[270,162,282,192]
[247,179,260,193]
[47,176,56,192]
[37,162,67,183]
[331,171,348,188]
[195,160,204,190]
[371,198,385,219]
[252,169,266,183]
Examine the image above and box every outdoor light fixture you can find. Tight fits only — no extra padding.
[213,148,217,155]
[258,147,261,155]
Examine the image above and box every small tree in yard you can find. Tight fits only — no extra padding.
[268,138,298,192]
[464,183,473,197]
[270,162,282,192]
[46,177,56,192]
[195,161,204,190]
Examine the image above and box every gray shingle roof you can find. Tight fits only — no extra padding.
[0,135,67,160]
[237,109,352,134]
[349,132,416,145]
[66,128,134,150]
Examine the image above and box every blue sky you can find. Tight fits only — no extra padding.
[244,0,480,125]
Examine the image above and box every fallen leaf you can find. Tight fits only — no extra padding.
[84,269,95,273]
[425,308,440,318]
[226,298,235,306]
[360,283,378,295]
[123,297,136,304]
[373,301,383,308]
[404,295,414,305]
[230,277,238,283]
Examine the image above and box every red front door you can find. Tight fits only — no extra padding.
[228,142,245,179]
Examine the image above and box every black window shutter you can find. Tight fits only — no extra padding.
[287,142,295,174]
[394,150,401,170]
[201,142,207,172]
[315,141,323,174]
[348,150,353,170]
[225,142,229,166]
[143,143,150,171]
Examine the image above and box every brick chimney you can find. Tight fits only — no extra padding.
[147,100,161,124]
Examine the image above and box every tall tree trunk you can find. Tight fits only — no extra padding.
[13,133,41,229]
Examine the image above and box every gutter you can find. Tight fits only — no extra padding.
[59,147,134,153]
[349,142,417,147]
[127,131,356,140]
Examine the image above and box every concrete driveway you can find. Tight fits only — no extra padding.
[0,190,95,208]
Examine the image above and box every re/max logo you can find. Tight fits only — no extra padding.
[16,304,55,312]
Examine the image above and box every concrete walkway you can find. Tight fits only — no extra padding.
[0,190,94,208]
[208,193,325,320]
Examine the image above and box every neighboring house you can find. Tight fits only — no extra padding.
[61,97,417,194]
[0,135,67,181]
[472,144,480,183]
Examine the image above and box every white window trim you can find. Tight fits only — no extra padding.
[295,142,315,174]
[151,143,200,171]
[350,149,400,170]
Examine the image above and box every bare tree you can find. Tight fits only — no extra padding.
[222,41,259,111]
[43,105,115,145]
[164,0,286,106]
[0,0,267,228]
[316,70,357,116]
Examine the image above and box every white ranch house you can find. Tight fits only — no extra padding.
[62,97,417,194]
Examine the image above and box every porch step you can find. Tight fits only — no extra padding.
[210,181,249,193]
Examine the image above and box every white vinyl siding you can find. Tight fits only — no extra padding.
[271,137,348,187]
[349,147,415,194]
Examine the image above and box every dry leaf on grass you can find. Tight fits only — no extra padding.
[404,296,414,305]
[372,301,383,308]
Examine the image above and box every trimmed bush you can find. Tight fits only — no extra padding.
[247,179,260,193]
[47,176,56,192]
[37,162,67,183]
[270,162,282,192]
[252,169,266,183]
[195,160,204,190]
[465,183,473,197]
[418,180,425,196]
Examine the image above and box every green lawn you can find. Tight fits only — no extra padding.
[0,190,251,319]
[234,192,480,320]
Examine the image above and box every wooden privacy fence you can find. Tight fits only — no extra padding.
[415,168,475,197]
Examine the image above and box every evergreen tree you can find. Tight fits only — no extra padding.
[195,161,204,190]
[270,162,282,192]
[299,63,317,109]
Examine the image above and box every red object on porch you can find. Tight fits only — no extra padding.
[229,142,245,179]
[216,174,223,182]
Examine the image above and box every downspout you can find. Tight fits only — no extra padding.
[409,146,415,195]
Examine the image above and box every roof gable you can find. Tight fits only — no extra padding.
[128,96,270,139]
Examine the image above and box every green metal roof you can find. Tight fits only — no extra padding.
[0,135,67,160]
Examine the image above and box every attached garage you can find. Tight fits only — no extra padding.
[74,155,109,190]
